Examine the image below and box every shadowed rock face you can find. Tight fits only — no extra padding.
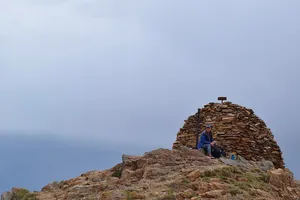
[173,102,284,168]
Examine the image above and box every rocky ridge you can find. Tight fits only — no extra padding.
[2,147,300,200]
[1,101,296,200]
[173,101,284,168]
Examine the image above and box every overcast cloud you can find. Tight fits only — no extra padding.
[0,0,300,188]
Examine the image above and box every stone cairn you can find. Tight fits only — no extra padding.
[172,99,284,169]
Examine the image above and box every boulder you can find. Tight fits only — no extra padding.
[270,168,293,190]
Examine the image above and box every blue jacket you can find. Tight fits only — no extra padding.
[197,130,214,149]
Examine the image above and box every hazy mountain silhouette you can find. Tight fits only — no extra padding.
[0,134,149,193]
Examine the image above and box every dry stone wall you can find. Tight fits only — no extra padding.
[173,101,284,168]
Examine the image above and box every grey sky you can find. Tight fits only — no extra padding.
[0,0,300,188]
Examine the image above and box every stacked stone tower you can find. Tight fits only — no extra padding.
[173,99,284,168]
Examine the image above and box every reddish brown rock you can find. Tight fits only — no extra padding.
[2,148,299,200]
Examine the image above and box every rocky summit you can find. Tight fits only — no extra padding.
[2,147,300,200]
[2,100,299,200]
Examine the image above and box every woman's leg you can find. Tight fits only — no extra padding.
[202,144,212,156]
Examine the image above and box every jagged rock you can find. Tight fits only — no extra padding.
[270,168,294,189]
[201,190,224,198]
[173,101,284,168]
[187,169,202,181]
[1,191,13,200]
[1,188,37,200]
[2,148,298,200]
[253,189,274,199]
